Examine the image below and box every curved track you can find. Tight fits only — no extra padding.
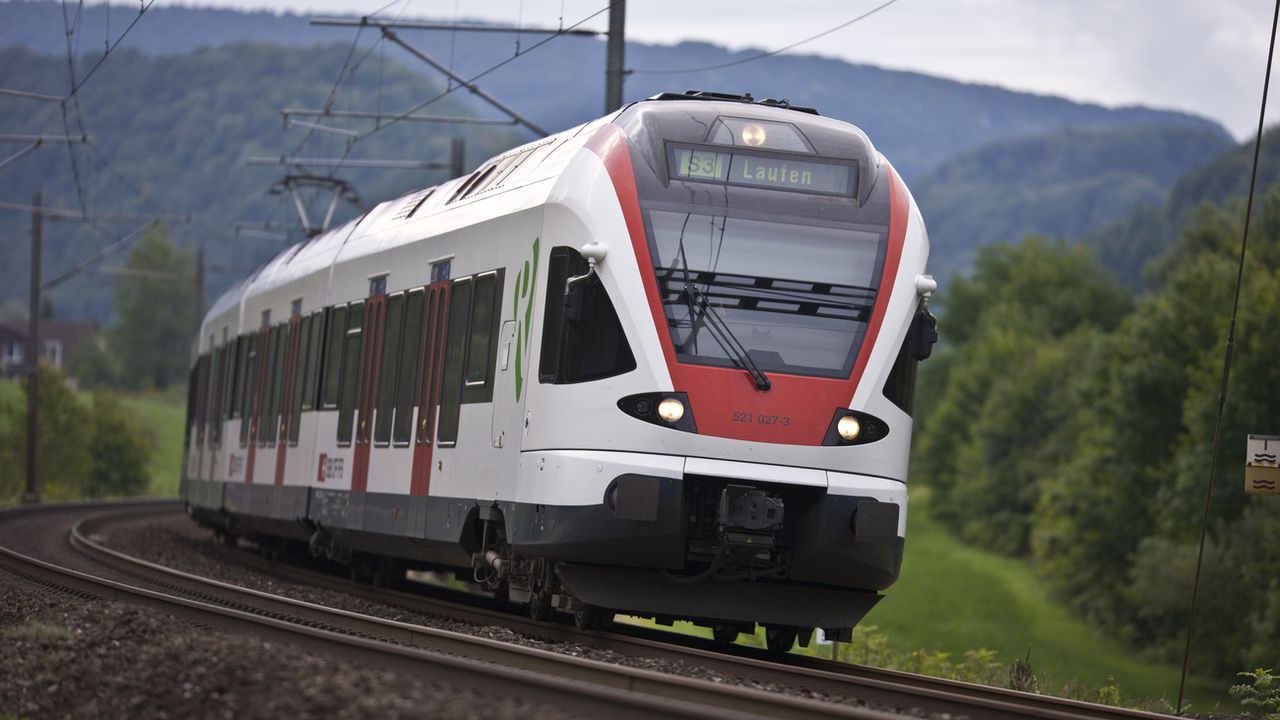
[1,502,1184,720]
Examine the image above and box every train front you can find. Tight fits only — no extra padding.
[516,94,936,639]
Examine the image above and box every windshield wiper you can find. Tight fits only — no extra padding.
[683,282,771,391]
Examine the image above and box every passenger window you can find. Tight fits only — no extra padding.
[321,306,347,409]
[540,246,636,384]
[392,290,425,445]
[465,273,498,388]
[436,279,473,446]
[230,336,247,420]
[301,309,325,412]
[374,293,405,446]
[289,314,312,445]
[240,334,260,447]
[336,303,364,445]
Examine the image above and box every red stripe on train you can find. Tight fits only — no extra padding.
[585,124,907,446]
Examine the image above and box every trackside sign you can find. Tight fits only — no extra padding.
[1246,434,1280,495]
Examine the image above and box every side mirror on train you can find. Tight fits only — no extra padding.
[910,307,938,361]
[564,241,609,325]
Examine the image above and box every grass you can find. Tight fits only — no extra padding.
[852,487,1225,709]
[118,390,185,497]
[622,486,1228,710]
[2,621,74,643]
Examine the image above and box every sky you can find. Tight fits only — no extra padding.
[152,0,1280,140]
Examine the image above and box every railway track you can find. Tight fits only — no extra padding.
[1,501,1185,720]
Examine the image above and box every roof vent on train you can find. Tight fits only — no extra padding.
[393,187,435,220]
[646,90,819,116]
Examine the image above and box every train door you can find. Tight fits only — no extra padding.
[274,311,303,486]
[491,320,516,448]
[351,285,387,493]
[410,282,451,495]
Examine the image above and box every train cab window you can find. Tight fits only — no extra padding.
[539,246,636,384]
[194,354,209,448]
[374,292,406,446]
[883,306,938,416]
[336,302,364,445]
[321,306,347,409]
[392,289,425,445]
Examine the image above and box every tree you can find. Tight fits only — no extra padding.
[111,226,195,390]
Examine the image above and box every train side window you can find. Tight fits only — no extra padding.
[240,334,259,447]
[230,336,247,420]
[261,325,283,447]
[194,354,209,448]
[392,290,425,445]
[539,246,636,384]
[321,305,347,409]
[289,314,313,445]
[436,279,473,446]
[463,272,500,396]
[218,339,238,445]
[374,292,406,446]
[336,302,364,445]
[183,363,197,451]
[207,347,224,448]
[301,309,326,412]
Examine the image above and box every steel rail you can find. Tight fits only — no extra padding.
[209,537,1182,720]
[179,512,1185,720]
[60,507,901,720]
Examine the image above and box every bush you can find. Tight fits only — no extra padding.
[87,390,152,497]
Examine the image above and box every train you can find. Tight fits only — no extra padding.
[181,90,937,652]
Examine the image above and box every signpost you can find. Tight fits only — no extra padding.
[1246,434,1280,495]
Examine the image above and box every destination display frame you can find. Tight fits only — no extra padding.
[665,143,858,198]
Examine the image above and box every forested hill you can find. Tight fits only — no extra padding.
[0,44,523,324]
[914,124,1234,282]
[1085,126,1280,288]
[0,0,1230,180]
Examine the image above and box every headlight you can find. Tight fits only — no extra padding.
[657,397,685,423]
[837,415,861,441]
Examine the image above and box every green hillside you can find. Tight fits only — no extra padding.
[0,43,525,325]
[913,125,1232,282]
[0,2,1230,180]
[1086,125,1280,288]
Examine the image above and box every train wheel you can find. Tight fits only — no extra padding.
[529,591,554,622]
[573,604,611,631]
[764,625,798,653]
[711,623,742,644]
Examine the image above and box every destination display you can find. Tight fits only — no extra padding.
[669,146,855,196]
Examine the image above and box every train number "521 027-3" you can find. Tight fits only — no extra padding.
[731,411,791,427]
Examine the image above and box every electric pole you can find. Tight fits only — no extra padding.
[450,137,466,178]
[194,244,205,335]
[605,1,627,113]
[23,191,42,504]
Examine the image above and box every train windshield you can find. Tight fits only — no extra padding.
[645,207,883,378]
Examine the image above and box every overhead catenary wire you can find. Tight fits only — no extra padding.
[630,0,902,75]
[1174,0,1280,713]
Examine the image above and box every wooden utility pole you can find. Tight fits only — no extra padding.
[605,1,627,113]
[194,244,205,334]
[450,137,466,178]
[23,191,41,504]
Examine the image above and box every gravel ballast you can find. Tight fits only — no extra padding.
[0,572,580,720]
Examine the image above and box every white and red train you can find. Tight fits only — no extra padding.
[182,91,937,651]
